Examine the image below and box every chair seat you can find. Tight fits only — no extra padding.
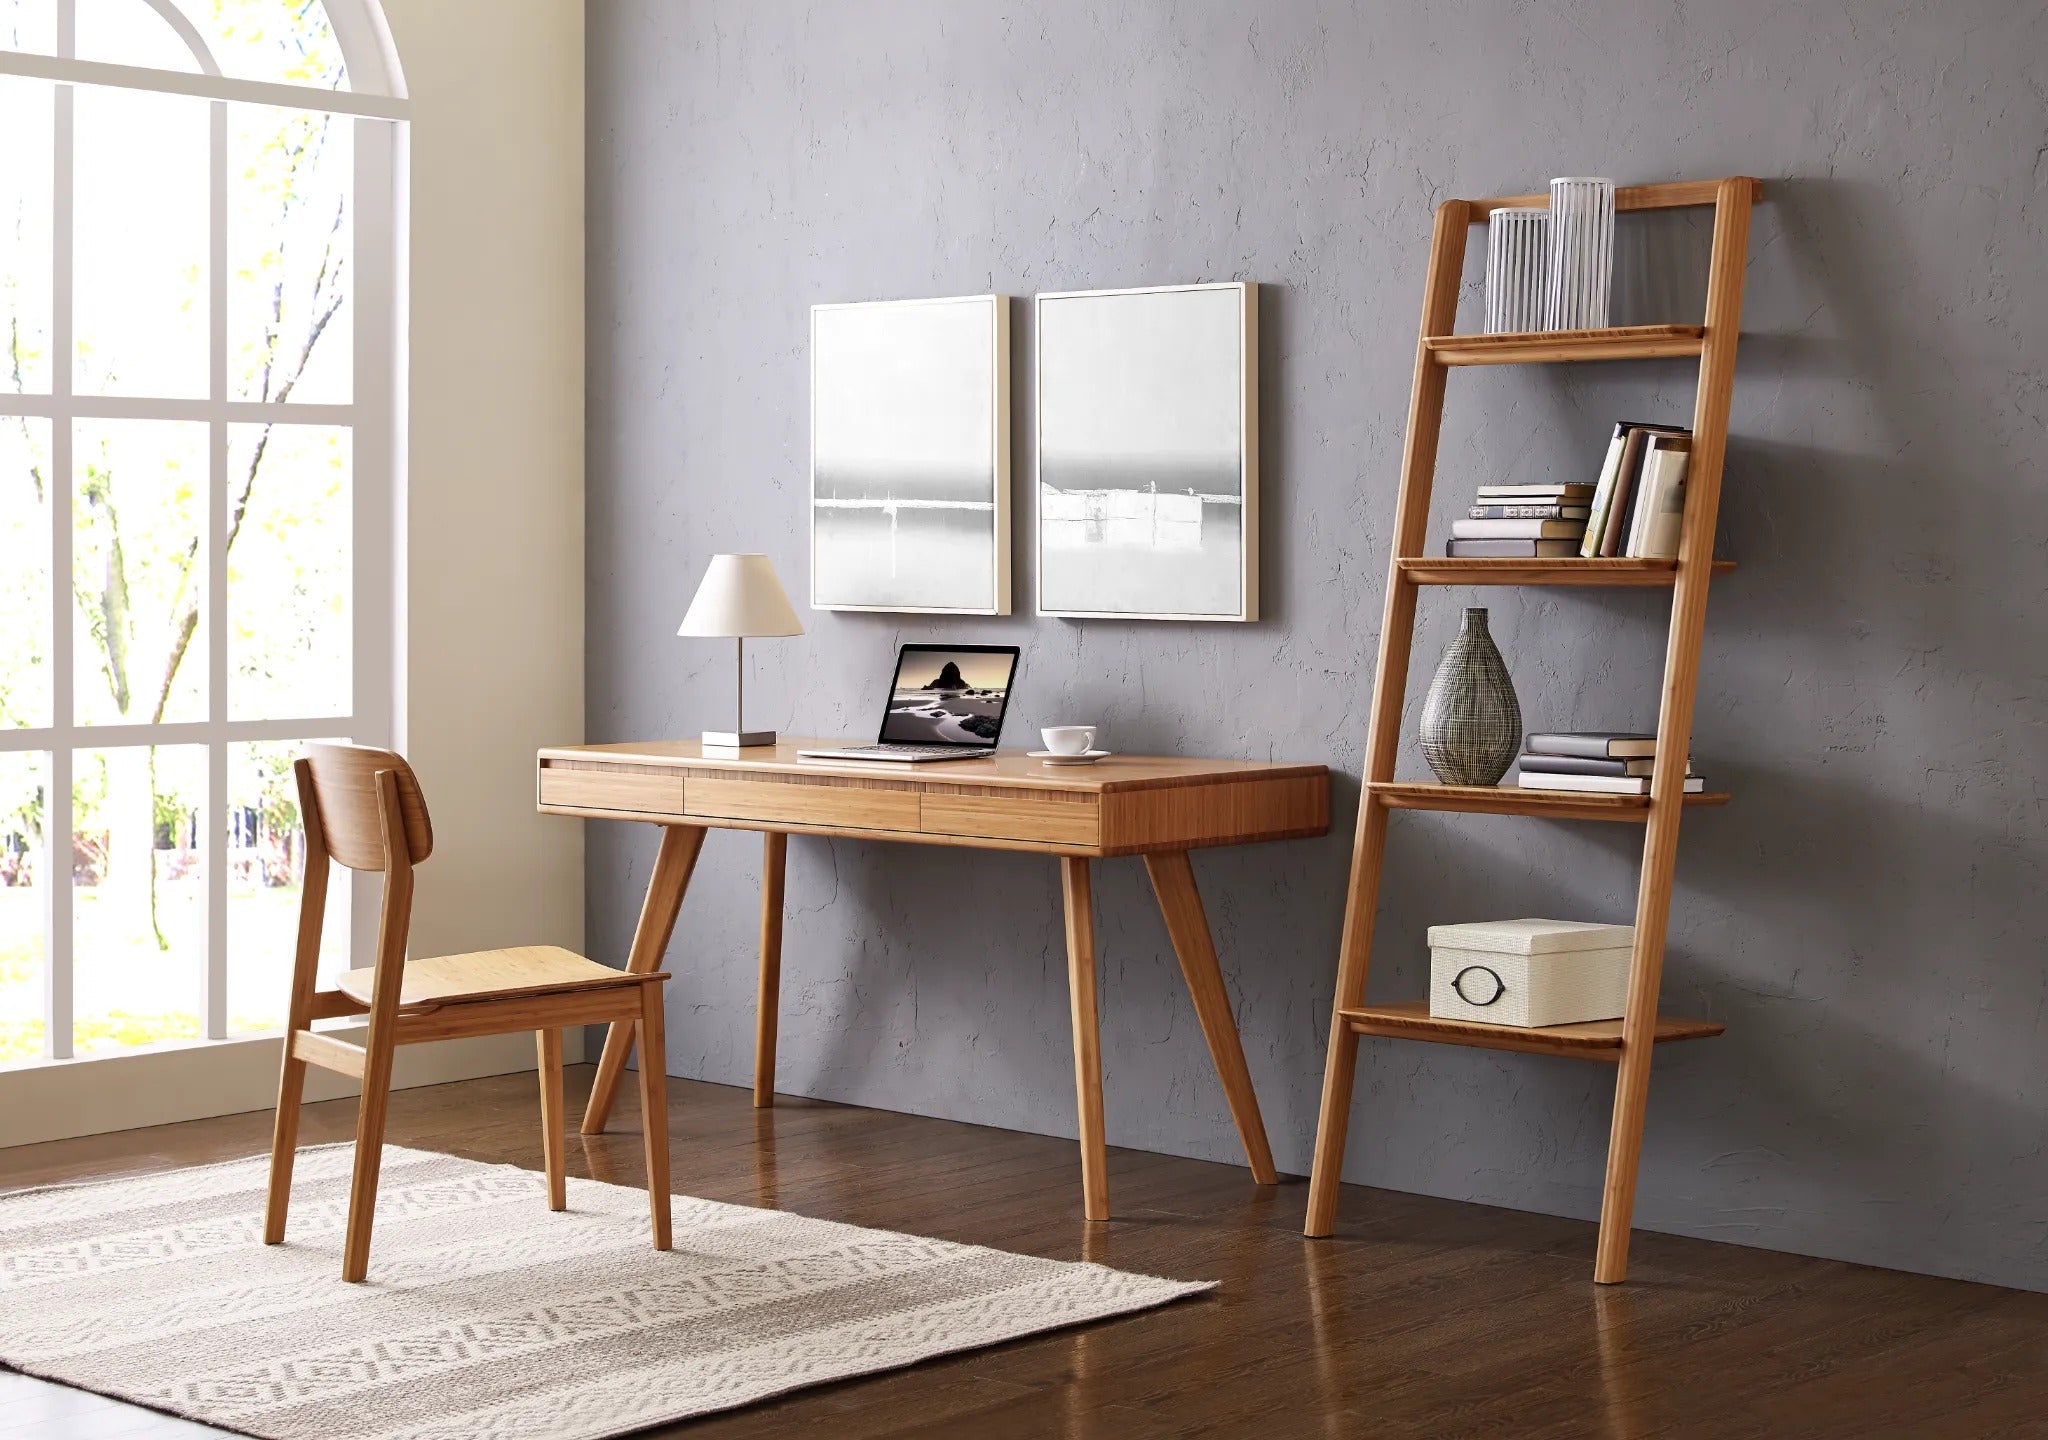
[335,945,656,1009]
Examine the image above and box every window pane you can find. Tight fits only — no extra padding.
[228,102,352,403]
[0,76,54,395]
[75,0,205,72]
[227,424,349,719]
[73,420,209,727]
[73,85,208,398]
[73,743,206,1055]
[0,751,47,1065]
[0,418,51,729]
[169,0,350,90]
[227,738,348,1035]
[0,0,56,53]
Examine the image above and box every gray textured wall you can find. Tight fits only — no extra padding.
[585,1,2048,1288]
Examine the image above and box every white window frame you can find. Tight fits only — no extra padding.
[0,0,408,1063]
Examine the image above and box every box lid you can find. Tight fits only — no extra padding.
[1426,918,1634,955]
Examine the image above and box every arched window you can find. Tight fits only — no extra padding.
[0,0,405,1063]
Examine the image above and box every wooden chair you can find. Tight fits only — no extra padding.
[264,742,672,1282]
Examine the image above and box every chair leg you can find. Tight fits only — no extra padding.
[537,1028,567,1212]
[264,1046,308,1245]
[341,1024,399,1283]
[636,984,672,1250]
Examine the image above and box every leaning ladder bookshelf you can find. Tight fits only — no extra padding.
[1303,177,1761,1284]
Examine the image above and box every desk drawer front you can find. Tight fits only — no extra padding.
[688,775,920,832]
[539,763,689,816]
[1098,774,1329,852]
[921,791,1099,847]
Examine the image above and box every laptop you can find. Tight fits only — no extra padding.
[798,644,1021,764]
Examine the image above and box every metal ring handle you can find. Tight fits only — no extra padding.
[1451,964,1506,1007]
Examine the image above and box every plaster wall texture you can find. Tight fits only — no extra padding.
[586,1,2048,1287]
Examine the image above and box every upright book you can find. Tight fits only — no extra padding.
[1627,435,1692,558]
[1578,423,1633,558]
[1577,422,1691,556]
[1602,424,1689,556]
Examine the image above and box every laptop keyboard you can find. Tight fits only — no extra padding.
[811,744,986,761]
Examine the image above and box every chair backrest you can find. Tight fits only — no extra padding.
[301,743,435,871]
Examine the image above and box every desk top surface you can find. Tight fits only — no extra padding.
[541,739,1328,795]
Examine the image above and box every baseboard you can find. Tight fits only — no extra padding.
[0,1026,586,1149]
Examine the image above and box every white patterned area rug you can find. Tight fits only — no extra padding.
[0,1144,1212,1438]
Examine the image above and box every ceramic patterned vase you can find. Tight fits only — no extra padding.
[1419,607,1522,786]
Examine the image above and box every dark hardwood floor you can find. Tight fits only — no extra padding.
[4,1066,2046,1438]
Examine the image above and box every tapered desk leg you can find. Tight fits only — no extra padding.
[1061,857,1110,1222]
[754,831,787,1108]
[1143,850,1279,1185]
[583,824,706,1134]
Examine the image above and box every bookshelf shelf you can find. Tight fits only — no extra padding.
[1306,176,1761,1285]
[1339,1003,1724,1059]
[1369,781,1731,823]
[1426,324,1706,366]
[1398,557,1736,587]
[1470,177,1765,216]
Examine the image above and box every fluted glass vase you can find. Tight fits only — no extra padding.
[1484,207,1550,333]
[1419,608,1522,787]
[1542,176,1615,331]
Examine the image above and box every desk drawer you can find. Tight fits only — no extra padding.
[921,792,1099,847]
[688,775,920,833]
[539,763,689,816]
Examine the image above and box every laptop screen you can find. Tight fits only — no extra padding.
[878,644,1020,748]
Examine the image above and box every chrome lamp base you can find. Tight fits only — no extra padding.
[702,729,777,749]
[699,637,779,748]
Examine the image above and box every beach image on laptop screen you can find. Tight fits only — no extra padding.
[880,648,1016,745]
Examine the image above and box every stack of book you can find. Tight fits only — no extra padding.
[1579,421,1694,558]
[1446,482,1594,558]
[1515,732,1705,795]
[1445,420,1697,562]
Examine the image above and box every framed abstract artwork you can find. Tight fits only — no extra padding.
[810,294,1011,614]
[1035,281,1258,621]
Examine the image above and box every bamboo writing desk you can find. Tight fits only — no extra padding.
[537,739,1330,1220]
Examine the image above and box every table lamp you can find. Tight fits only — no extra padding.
[677,553,804,748]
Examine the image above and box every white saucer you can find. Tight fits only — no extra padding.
[1028,749,1113,765]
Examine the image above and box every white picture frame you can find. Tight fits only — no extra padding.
[810,294,1011,615]
[1034,281,1258,622]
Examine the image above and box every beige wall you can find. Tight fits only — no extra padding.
[383,0,586,966]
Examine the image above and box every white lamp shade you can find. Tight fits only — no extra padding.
[677,553,804,638]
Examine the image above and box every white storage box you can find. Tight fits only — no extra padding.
[1427,919,1635,1028]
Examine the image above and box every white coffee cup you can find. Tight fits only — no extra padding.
[1041,725,1098,756]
